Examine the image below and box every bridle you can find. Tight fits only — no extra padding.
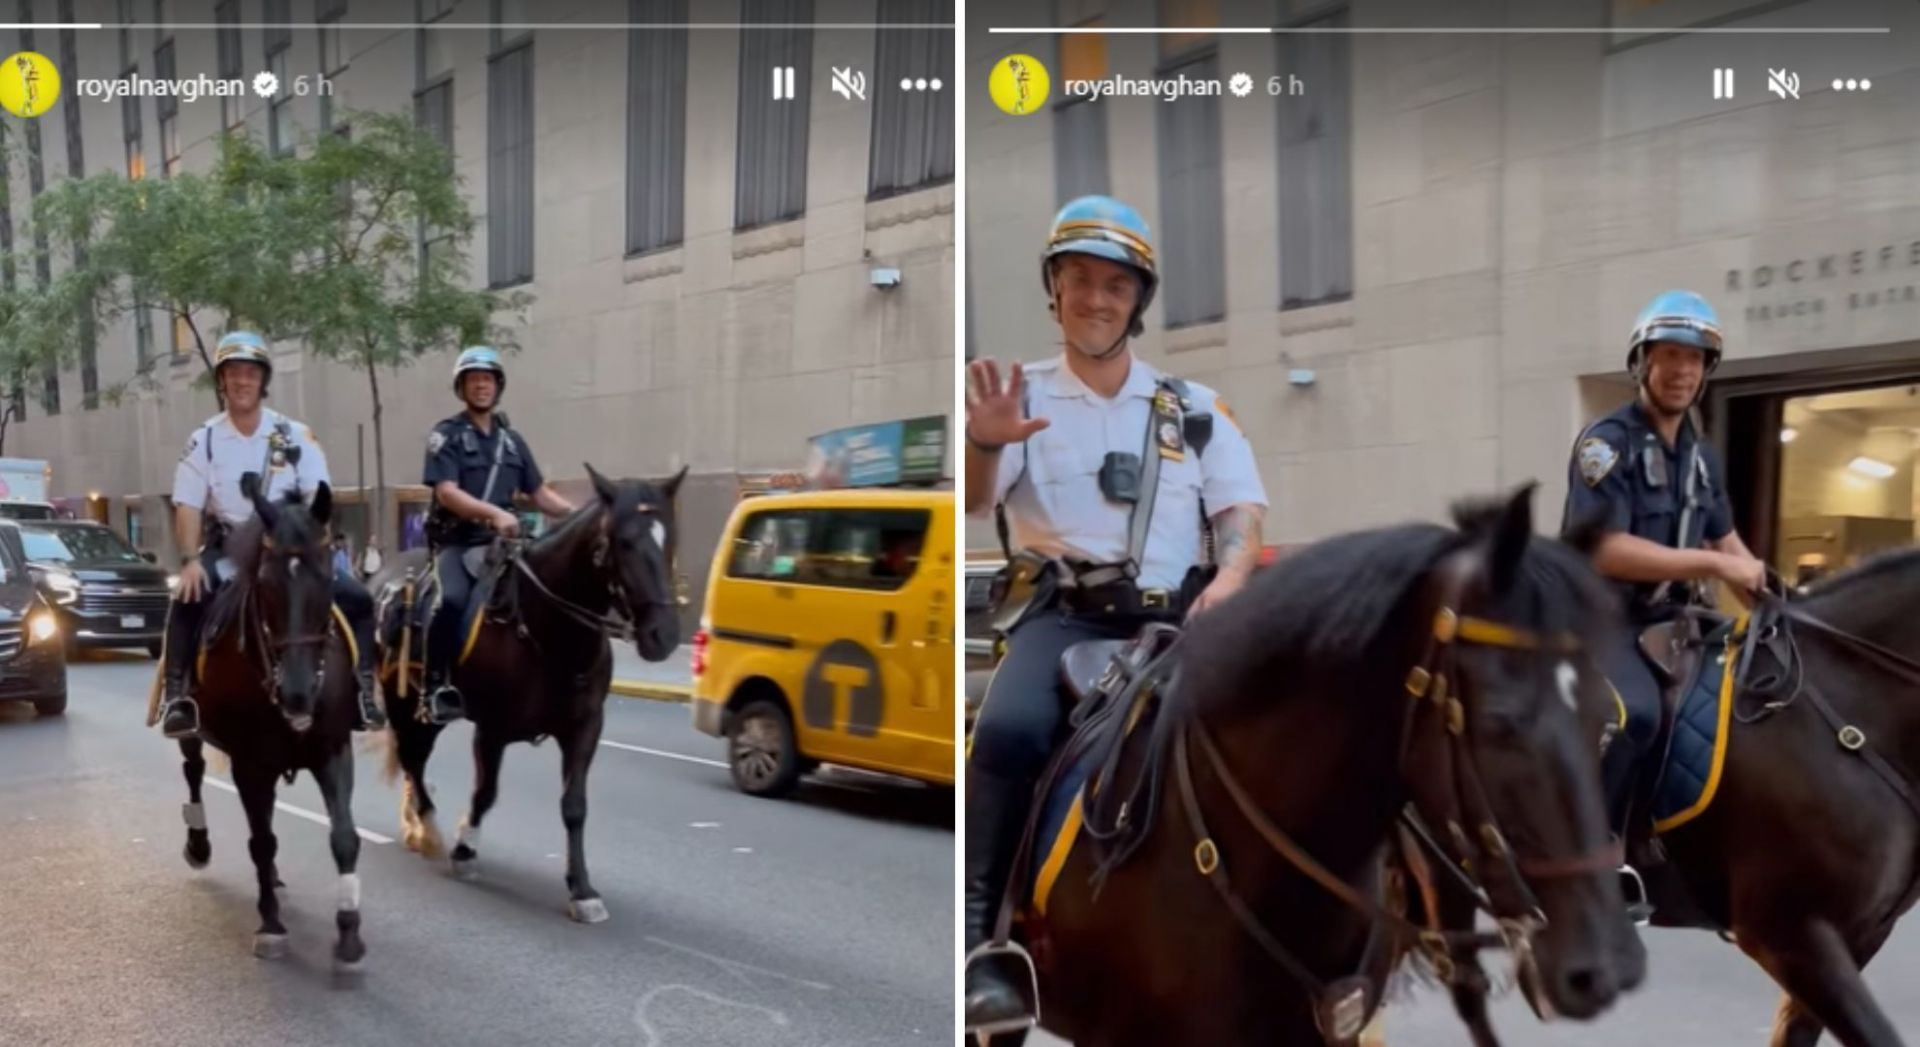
[248,535,338,708]
[1168,550,1619,1040]
[506,502,676,643]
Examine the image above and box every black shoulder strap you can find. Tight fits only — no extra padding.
[1157,377,1215,565]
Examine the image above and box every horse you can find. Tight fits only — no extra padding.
[373,463,684,922]
[1432,545,1920,1047]
[170,478,370,969]
[988,483,1645,1046]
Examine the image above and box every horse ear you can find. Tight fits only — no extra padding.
[311,482,332,527]
[584,462,618,506]
[241,471,273,525]
[663,464,689,499]
[1489,481,1537,594]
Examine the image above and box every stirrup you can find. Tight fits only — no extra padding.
[963,940,1040,1036]
[161,696,200,739]
[1618,863,1653,926]
[426,683,464,724]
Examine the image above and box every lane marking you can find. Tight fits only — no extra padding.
[203,778,395,844]
[643,935,834,991]
[600,739,728,770]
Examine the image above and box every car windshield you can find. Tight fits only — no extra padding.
[21,526,143,564]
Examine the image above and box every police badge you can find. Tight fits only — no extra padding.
[267,428,290,469]
[1578,437,1618,487]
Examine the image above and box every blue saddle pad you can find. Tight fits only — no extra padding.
[1651,621,1740,833]
[1029,744,1100,916]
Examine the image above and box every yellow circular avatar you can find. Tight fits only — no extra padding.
[988,53,1050,116]
[0,51,59,118]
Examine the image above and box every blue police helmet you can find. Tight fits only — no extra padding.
[452,345,507,395]
[214,330,273,387]
[1627,290,1724,376]
[1041,195,1159,336]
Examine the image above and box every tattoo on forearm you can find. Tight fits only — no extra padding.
[1213,506,1264,572]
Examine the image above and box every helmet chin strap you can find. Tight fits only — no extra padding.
[1051,282,1134,361]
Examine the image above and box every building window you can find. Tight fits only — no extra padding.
[1277,7,1352,309]
[418,0,456,86]
[123,71,145,181]
[216,0,242,131]
[63,3,98,411]
[171,312,190,363]
[117,0,134,69]
[868,0,953,199]
[1053,13,1109,203]
[318,0,347,129]
[491,0,528,50]
[414,80,454,271]
[126,506,144,549]
[135,310,154,371]
[488,1,533,287]
[1154,0,1224,328]
[734,0,811,230]
[625,0,686,255]
[264,0,293,155]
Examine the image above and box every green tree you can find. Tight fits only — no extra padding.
[290,110,530,547]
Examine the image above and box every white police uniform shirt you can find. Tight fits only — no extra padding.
[173,408,332,528]
[983,357,1268,591]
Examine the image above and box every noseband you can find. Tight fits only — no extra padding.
[1167,555,1615,1037]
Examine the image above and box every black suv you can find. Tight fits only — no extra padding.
[0,524,69,715]
[9,520,172,658]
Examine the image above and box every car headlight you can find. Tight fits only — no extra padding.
[28,612,57,643]
[167,573,180,592]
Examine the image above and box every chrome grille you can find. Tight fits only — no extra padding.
[77,588,171,617]
[0,624,21,661]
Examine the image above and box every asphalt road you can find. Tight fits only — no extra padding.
[1028,897,1920,1045]
[0,656,954,1047]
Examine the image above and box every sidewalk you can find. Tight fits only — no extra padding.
[608,643,694,702]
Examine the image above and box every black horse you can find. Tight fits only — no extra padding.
[1435,546,1920,1047]
[374,463,683,921]
[992,484,1645,1045]
[170,479,369,969]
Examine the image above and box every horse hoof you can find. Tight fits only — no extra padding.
[333,955,366,976]
[253,933,289,960]
[183,842,210,870]
[452,858,480,882]
[568,898,609,924]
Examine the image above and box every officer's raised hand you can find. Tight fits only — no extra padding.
[965,359,1049,448]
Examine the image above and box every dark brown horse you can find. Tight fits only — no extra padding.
[171,478,369,969]
[1436,547,1920,1047]
[991,485,1644,1046]
[373,464,683,921]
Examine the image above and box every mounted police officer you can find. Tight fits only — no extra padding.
[961,195,1269,1035]
[420,346,576,725]
[1561,290,1766,880]
[159,331,386,738]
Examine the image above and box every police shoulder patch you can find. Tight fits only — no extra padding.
[427,429,447,455]
[1578,436,1619,487]
[1214,396,1240,430]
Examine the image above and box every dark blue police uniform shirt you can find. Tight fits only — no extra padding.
[1563,401,1733,620]
[423,414,545,545]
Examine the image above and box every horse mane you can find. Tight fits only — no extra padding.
[1178,496,1618,721]
[1800,544,1920,604]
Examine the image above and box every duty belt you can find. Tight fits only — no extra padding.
[1060,576,1181,619]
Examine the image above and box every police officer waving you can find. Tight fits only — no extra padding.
[420,346,575,724]
[159,331,387,737]
[961,196,1269,1034]
[1561,290,1767,861]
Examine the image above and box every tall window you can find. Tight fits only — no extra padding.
[625,0,686,255]
[317,0,347,130]
[487,1,533,286]
[1053,8,1109,203]
[59,3,97,408]
[868,0,953,198]
[216,0,242,131]
[415,0,457,271]
[1154,0,1225,328]
[264,0,293,154]
[155,37,179,176]
[21,3,57,415]
[734,0,811,230]
[1277,5,1352,308]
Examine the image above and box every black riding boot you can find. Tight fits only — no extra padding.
[350,613,386,731]
[423,607,465,726]
[1600,729,1653,921]
[159,600,201,739]
[964,768,1037,1035]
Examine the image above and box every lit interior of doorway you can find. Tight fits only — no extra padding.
[1776,383,1920,586]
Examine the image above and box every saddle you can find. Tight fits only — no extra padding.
[374,542,515,692]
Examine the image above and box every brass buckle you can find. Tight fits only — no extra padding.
[1141,589,1170,610]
